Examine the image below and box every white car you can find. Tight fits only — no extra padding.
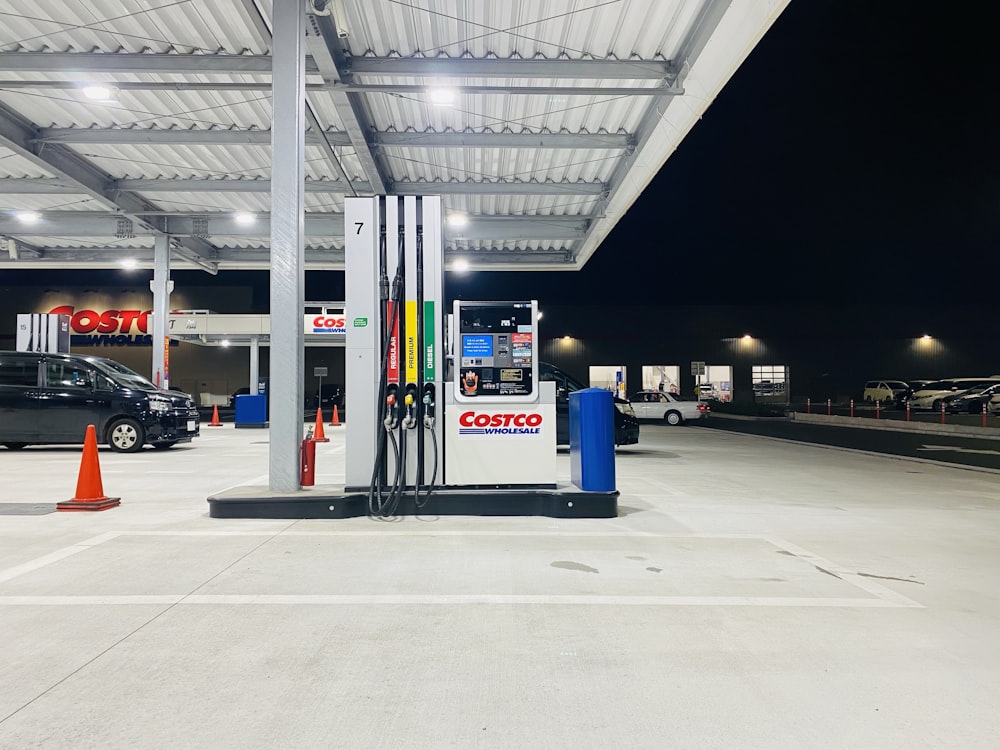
[909,378,1000,411]
[990,394,1000,415]
[629,390,710,425]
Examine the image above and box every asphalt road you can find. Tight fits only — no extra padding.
[699,417,1000,472]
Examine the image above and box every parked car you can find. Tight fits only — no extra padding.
[944,383,1000,414]
[539,362,639,446]
[990,394,1000,415]
[909,378,1000,411]
[863,380,909,404]
[0,350,199,452]
[629,390,710,425]
[696,382,720,400]
[894,379,932,408]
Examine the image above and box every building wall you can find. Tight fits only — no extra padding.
[1,284,994,405]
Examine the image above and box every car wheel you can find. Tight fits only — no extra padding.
[107,418,145,453]
[931,399,942,412]
[3,442,27,450]
[152,441,177,450]
[664,410,683,426]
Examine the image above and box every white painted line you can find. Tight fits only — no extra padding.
[208,473,270,496]
[0,532,119,584]
[0,594,911,608]
[765,536,924,608]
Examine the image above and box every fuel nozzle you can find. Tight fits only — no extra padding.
[403,384,418,429]
[422,383,436,428]
[383,385,399,430]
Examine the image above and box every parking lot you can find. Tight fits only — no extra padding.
[2,424,999,748]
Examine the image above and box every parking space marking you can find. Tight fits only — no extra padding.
[0,532,119,584]
[0,530,923,608]
[0,594,913,608]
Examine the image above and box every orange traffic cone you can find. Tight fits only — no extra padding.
[57,425,120,512]
[313,408,330,442]
[207,404,222,426]
[329,404,341,427]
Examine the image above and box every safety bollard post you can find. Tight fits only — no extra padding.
[850,399,854,418]
[827,398,831,416]
[807,398,811,414]
[876,400,880,419]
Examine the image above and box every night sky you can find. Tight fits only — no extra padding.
[4,0,998,309]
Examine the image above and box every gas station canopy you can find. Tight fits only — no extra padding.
[0,0,790,273]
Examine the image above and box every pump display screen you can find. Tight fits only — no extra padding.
[456,301,534,398]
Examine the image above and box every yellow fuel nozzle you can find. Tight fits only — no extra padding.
[404,393,415,406]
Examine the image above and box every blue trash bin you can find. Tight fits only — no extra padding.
[235,394,267,426]
[569,388,616,492]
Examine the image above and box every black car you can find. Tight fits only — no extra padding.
[0,351,199,452]
[539,362,639,446]
[894,379,932,408]
[944,383,1000,414]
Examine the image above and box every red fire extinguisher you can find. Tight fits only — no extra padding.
[301,430,316,487]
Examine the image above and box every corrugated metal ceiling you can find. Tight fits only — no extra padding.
[0,0,792,271]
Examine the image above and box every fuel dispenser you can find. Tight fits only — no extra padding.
[209,195,616,519]
[444,300,556,486]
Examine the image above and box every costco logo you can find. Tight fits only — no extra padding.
[459,411,542,435]
[312,315,346,334]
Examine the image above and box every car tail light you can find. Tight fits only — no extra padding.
[698,404,709,412]
[615,401,636,417]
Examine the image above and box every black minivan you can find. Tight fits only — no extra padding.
[539,362,640,446]
[0,351,200,452]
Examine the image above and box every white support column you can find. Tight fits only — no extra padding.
[269,0,306,492]
[249,337,260,396]
[150,234,173,388]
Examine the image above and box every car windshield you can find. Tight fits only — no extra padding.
[960,385,989,395]
[90,358,158,390]
[886,381,908,388]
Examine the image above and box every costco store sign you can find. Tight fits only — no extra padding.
[48,305,158,346]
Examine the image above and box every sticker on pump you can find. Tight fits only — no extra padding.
[457,411,543,436]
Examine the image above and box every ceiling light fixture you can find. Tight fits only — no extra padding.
[451,258,470,273]
[429,88,456,105]
[82,85,119,103]
[119,257,138,270]
[234,211,256,225]
[446,213,469,228]
[15,211,40,224]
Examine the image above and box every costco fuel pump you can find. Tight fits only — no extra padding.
[445,300,556,486]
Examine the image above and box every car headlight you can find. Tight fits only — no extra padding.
[148,396,171,413]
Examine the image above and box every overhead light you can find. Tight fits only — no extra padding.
[119,257,138,270]
[234,211,256,225]
[220,339,231,348]
[15,211,40,224]
[537,311,544,320]
[562,335,572,341]
[446,213,469,228]
[82,85,118,103]
[429,88,456,105]
[742,334,753,340]
[451,258,470,273]
[922,334,932,340]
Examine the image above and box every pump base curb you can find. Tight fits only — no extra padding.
[208,484,618,519]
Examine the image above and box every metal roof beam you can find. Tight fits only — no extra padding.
[0,53,672,81]
[33,128,629,150]
[0,176,604,196]
[306,14,388,194]
[0,212,589,240]
[573,0,732,267]
[0,101,218,273]
[0,52,318,74]
[0,79,680,97]
[236,0,357,195]
[347,57,674,79]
